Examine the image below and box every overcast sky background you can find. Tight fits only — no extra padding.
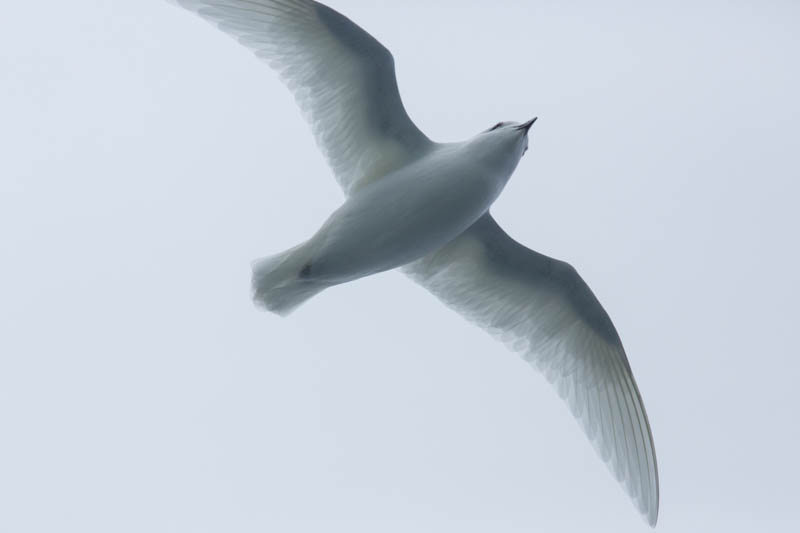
[2,1,799,532]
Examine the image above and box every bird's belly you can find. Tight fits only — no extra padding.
[308,164,503,283]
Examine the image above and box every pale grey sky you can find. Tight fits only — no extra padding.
[1,1,799,532]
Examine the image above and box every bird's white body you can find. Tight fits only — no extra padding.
[173,0,660,526]
[309,133,527,283]
[251,129,529,314]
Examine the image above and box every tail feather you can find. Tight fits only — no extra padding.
[251,242,327,316]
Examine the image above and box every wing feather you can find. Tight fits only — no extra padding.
[174,0,432,194]
[404,214,659,526]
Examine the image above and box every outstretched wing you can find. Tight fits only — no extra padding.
[174,0,432,194]
[404,214,659,526]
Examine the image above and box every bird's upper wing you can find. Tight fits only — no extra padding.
[404,214,659,526]
[174,0,432,194]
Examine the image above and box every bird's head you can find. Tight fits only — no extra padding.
[478,117,537,160]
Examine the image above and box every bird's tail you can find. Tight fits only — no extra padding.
[251,241,328,317]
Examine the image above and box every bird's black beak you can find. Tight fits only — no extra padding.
[516,117,538,133]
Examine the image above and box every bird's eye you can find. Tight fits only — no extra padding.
[485,122,504,133]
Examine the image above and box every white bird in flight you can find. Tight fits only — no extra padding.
[172,0,659,526]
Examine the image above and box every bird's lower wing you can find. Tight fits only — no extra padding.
[173,0,432,194]
[403,213,659,526]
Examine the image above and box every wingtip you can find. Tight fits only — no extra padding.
[644,503,659,528]
[635,484,658,527]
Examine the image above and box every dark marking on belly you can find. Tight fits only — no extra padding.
[299,262,312,279]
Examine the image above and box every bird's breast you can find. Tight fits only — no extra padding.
[308,144,513,283]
